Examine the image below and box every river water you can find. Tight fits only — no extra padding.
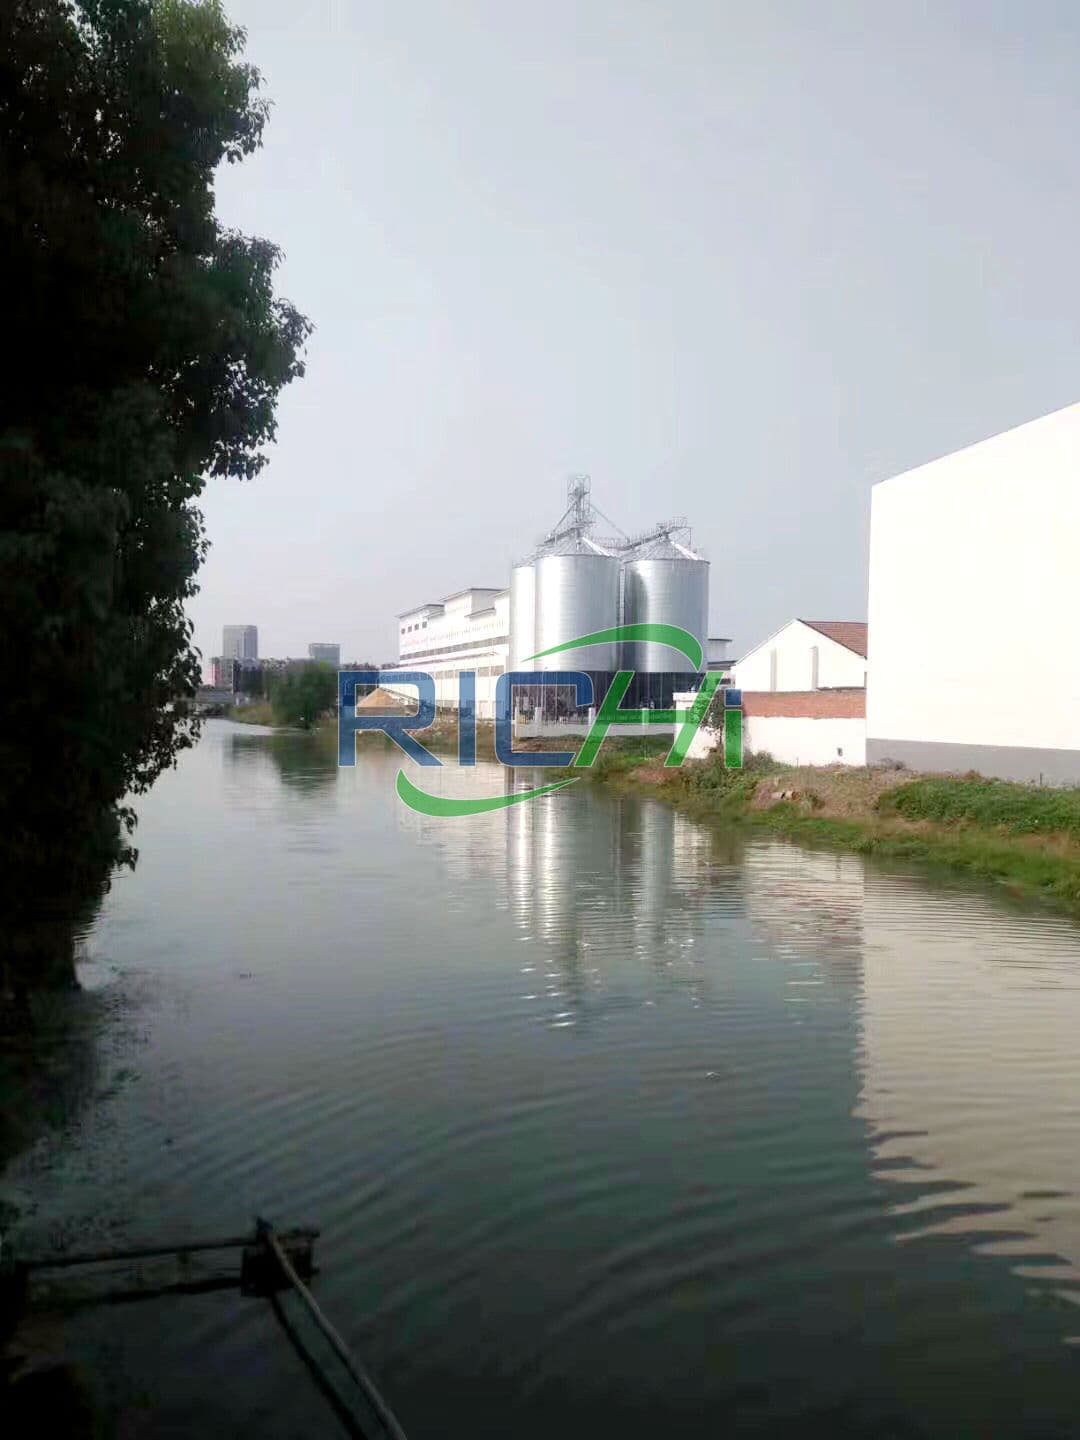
[7,720,1080,1436]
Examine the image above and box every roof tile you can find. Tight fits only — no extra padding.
[800,620,868,657]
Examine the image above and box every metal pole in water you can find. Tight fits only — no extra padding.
[257,1219,408,1440]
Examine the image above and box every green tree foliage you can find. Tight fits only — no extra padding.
[270,663,337,730]
[0,0,310,989]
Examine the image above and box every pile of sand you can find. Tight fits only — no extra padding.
[356,686,413,713]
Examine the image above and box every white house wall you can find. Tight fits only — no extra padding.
[867,402,1080,781]
[685,716,866,767]
[735,621,867,692]
[746,715,866,767]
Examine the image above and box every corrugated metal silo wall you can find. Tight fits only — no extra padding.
[620,558,710,671]
[533,553,620,670]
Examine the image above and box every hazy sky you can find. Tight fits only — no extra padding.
[192,0,1080,669]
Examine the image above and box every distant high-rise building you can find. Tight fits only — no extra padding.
[308,642,340,667]
[223,625,258,661]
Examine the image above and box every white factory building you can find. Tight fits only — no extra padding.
[393,587,511,720]
[867,401,1080,782]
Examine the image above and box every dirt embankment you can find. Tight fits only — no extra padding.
[745,763,910,816]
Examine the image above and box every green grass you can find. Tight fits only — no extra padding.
[654,749,774,817]
[584,736,671,780]
[879,776,1080,838]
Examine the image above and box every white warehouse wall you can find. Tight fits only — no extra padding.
[867,402,1080,781]
[735,621,867,692]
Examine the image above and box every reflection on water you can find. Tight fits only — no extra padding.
[228,726,341,793]
[401,760,744,1029]
[857,877,1080,1320]
[5,722,1080,1438]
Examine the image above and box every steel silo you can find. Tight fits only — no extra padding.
[620,553,709,671]
[533,549,620,671]
[508,562,537,672]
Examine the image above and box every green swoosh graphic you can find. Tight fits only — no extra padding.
[523,623,702,671]
[396,768,579,817]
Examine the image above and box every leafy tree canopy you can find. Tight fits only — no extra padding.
[0,0,310,989]
[270,663,337,730]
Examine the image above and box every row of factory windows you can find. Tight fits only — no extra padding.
[400,616,502,638]
[397,634,511,660]
[402,623,504,647]
[430,665,505,679]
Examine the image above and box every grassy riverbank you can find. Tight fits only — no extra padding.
[226,700,277,725]
[610,750,1080,915]
[258,713,1080,916]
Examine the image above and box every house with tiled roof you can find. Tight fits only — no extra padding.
[733,618,868,693]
